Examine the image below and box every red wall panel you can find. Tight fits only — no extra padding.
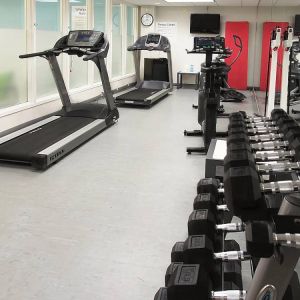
[260,22,289,91]
[225,21,249,90]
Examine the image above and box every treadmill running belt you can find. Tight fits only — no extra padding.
[0,117,94,162]
[116,88,160,101]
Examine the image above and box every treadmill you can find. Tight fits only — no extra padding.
[0,30,119,170]
[114,33,173,107]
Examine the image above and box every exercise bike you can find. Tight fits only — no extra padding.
[184,36,229,154]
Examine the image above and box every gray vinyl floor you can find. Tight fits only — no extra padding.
[0,89,270,300]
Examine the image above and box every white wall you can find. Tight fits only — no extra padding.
[147,5,300,88]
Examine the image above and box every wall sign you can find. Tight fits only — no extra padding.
[72,6,87,30]
[156,22,177,38]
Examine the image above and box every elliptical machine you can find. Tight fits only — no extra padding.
[216,35,246,102]
[184,36,229,154]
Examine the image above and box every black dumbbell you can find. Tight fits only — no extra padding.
[227,139,289,152]
[155,264,246,300]
[229,114,297,133]
[187,209,244,242]
[196,178,224,198]
[246,220,300,258]
[224,165,300,220]
[229,109,287,124]
[224,148,297,175]
[165,260,243,292]
[227,131,285,145]
[168,237,244,290]
[193,193,228,217]
[170,235,250,272]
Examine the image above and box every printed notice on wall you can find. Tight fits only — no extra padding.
[156,22,177,38]
[72,6,87,30]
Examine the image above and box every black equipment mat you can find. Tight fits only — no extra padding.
[0,117,94,162]
[116,88,160,101]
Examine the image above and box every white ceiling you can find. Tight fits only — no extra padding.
[127,0,300,7]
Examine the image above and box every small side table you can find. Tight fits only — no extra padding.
[177,71,200,90]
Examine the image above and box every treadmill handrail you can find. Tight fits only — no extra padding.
[20,38,109,60]
[19,49,57,59]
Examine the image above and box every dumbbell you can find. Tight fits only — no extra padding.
[230,114,297,131]
[171,235,250,272]
[246,220,300,258]
[197,178,224,198]
[165,259,243,291]
[227,139,289,152]
[193,193,229,216]
[170,235,248,289]
[187,209,244,243]
[155,264,246,300]
[227,131,285,145]
[196,179,234,225]
[234,146,295,162]
[229,109,288,124]
[224,165,300,220]
[225,148,300,181]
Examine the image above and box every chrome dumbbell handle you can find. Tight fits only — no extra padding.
[249,133,284,142]
[261,180,300,193]
[274,233,300,248]
[248,127,278,135]
[254,150,295,161]
[216,223,245,232]
[251,140,289,151]
[257,161,300,173]
[214,251,251,261]
[211,290,246,300]
[246,121,277,128]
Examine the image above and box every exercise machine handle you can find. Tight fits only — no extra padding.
[233,35,242,49]
[19,49,54,59]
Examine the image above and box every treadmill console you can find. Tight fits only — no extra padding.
[67,30,104,48]
[145,34,162,47]
[194,37,225,52]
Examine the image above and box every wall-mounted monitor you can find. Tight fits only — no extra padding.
[295,15,300,36]
[190,14,220,34]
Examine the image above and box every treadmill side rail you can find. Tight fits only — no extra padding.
[33,119,108,169]
[0,116,60,145]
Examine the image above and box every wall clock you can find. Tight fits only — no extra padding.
[141,13,154,27]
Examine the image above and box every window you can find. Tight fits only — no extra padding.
[69,0,88,89]
[36,0,61,98]
[0,0,138,113]
[94,0,106,83]
[0,0,27,108]
[112,3,122,78]
[126,5,135,74]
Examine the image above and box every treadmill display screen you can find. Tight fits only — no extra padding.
[67,30,104,47]
[76,32,92,42]
[146,34,161,45]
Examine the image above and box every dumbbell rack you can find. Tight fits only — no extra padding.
[153,108,300,300]
[225,109,300,299]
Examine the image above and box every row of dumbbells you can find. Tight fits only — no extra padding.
[153,177,298,300]
[154,178,248,300]
[223,109,300,221]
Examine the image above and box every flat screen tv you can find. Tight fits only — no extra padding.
[190,14,220,34]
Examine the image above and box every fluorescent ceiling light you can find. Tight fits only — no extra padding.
[165,0,214,2]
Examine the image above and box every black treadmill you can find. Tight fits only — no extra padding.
[0,30,119,170]
[114,33,174,107]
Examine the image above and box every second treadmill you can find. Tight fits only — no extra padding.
[114,33,174,107]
